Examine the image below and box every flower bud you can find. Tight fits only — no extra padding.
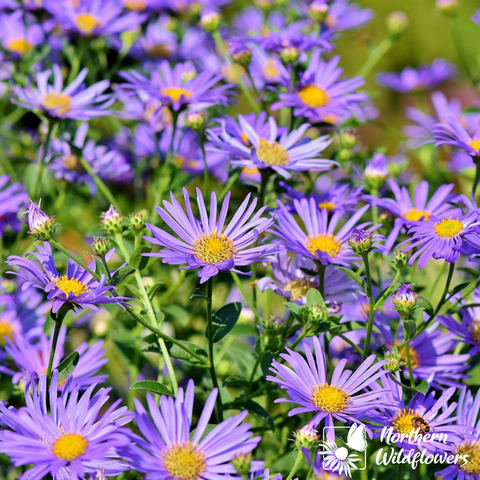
[128,211,148,233]
[24,200,57,241]
[394,250,408,270]
[392,283,418,318]
[348,228,374,255]
[232,453,252,476]
[199,9,221,32]
[309,0,329,23]
[264,315,286,338]
[101,205,125,235]
[364,153,388,191]
[339,130,358,149]
[91,237,111,257]
[436,0,458,17]
[384,347,405,372]
[280,46,300,64]
[294,424,320,450]
[184,110,206,131]
[299,303,329,325]
[386,11,408,38]
[230,42,253,68]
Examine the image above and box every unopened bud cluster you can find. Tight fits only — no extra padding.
[348,228,374,255]
[101,205,125,235]
[392,283,418,318]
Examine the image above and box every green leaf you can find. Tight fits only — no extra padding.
[206,302,242,343]
[383,254,397,271]
[124,284,142,297]
[166,340,209,368]
[261,352,274,377]
[223,377,250,388]
[306,288,326,308]
[148,282,164,300]
[94,257,107,276]
[337,267,367,292]
[416,296,434,316]
[403,320,417,338]
[56,351,80,382]
[415,380,429,395]
[191,288,207,300]
[299,267,318,276]
[230,400,275,430]
[448,282,472,299]
[131,380,173,397]
[110,266,135,286]
[164,305,189,323]
[129,245,152,271]
[284,301,300,316]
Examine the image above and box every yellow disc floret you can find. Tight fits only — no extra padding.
[404,208,431,222]
[161,87,193,103]
[434,217,463,238]
[256,139,289,166]
[75,13,100,35]
[193,232,237,265]
[162,442,206,480]
[311,383,350,413]
[284,279,316,301]
[305,234,342,258]
[298,84,330,108]
[42,92,73,116]
[457,441,480,474]
[318,201,336,212]
[6,38,33,55]
[469,138,480,154]
[52,276,90,297]
[0,320,17,346]
[51,433,88,461]
[391,409,418,435]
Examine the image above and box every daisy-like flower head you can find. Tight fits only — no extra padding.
[0,11,44,58]
[0,371,132,479]
[272,51,367,124]
[271,197,370,266]
[144,188,280,283]
[123,380,262,479]
[369,374,471,454]
[433,116,480,158]
[0,326,107,389]
[437,388,480,479]
[399,210,480,269]
[248,48,290,90]
[257,251,359,305]
[321,0,373,33]
[267,336,387,441]
[12,65,112,120]
[207,114,335,178]
[368,179,459,251]
[119,61,234,112]
[377,59,456,93]
[6,242,130,314]
[45,0,146,37]
[0,174,27,235]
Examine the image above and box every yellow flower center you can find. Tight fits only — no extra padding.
[0,320,17,346]
[434,217,464,238]
[193,232,237,265]
[241,132,250,146]
[52,276,90,297]
[318,201,336,212]
[469,138,480,154]
[262,59,280,79]
[162,442,206,480]
[6,38,33,55]
[256,139,289,166]
[398,345,421,369]
[322,114,337,125]
[124,0,147,10]
[284,278,316,301]
[242,166,259,177]
[146,43,172,57]
[161,87,193,103]
[404,208,431,222]
[311,383,350,413]
[305,234,342,258]
[75,13,100,35]
[471,319,480,345]
[42,92,73,116]
[298,84,330,108]
[457,441,480,474]
[51,433,88,461]
[62,154,86,173]
[391,409,423,435]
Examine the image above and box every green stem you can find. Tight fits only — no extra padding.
[212,30,260,114]
[374,268,402,309]
[219,170,240,202]
[286,450,304,480]
[362,254,376,360]
[338,333,364,356]
[206,278,223,421]
[50,239,99,280]
[449,17,474,85]
[231,272,262,320]
[473,158,480,199]
[356,38,393,78]
[317,263,326,298]
[290,325,308,350]
[31,121,55,200]
[46,306,70,388]
[402,316,415,388]
[248,353,263,387]
[77,156,121,212]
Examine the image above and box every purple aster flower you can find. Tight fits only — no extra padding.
[119,61,234,112]
[369,179,459,251]
[280,181,363,216]
[0,326,107,389]
[0,174,27,235]
[272,51,367,123]
[123,379,261,479]
[248,48,290,90]
[0,11,44,58]
[473,7,480,27]
[433,116,480,158]
[12,65,112,120]
[257,251,359,304]
[368,374,470,454]
[377,59,456,93]
[207,114,334,178]
[399,210,480,268]
[267,336,387,441]
[144,188,279,283]
[6,241,130,313]
[271,197,370,266]
[45,0,146,37]
[233,7,286,40]
[436,388,480,479]
[321,0,373,32]
[0,371,131,479]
